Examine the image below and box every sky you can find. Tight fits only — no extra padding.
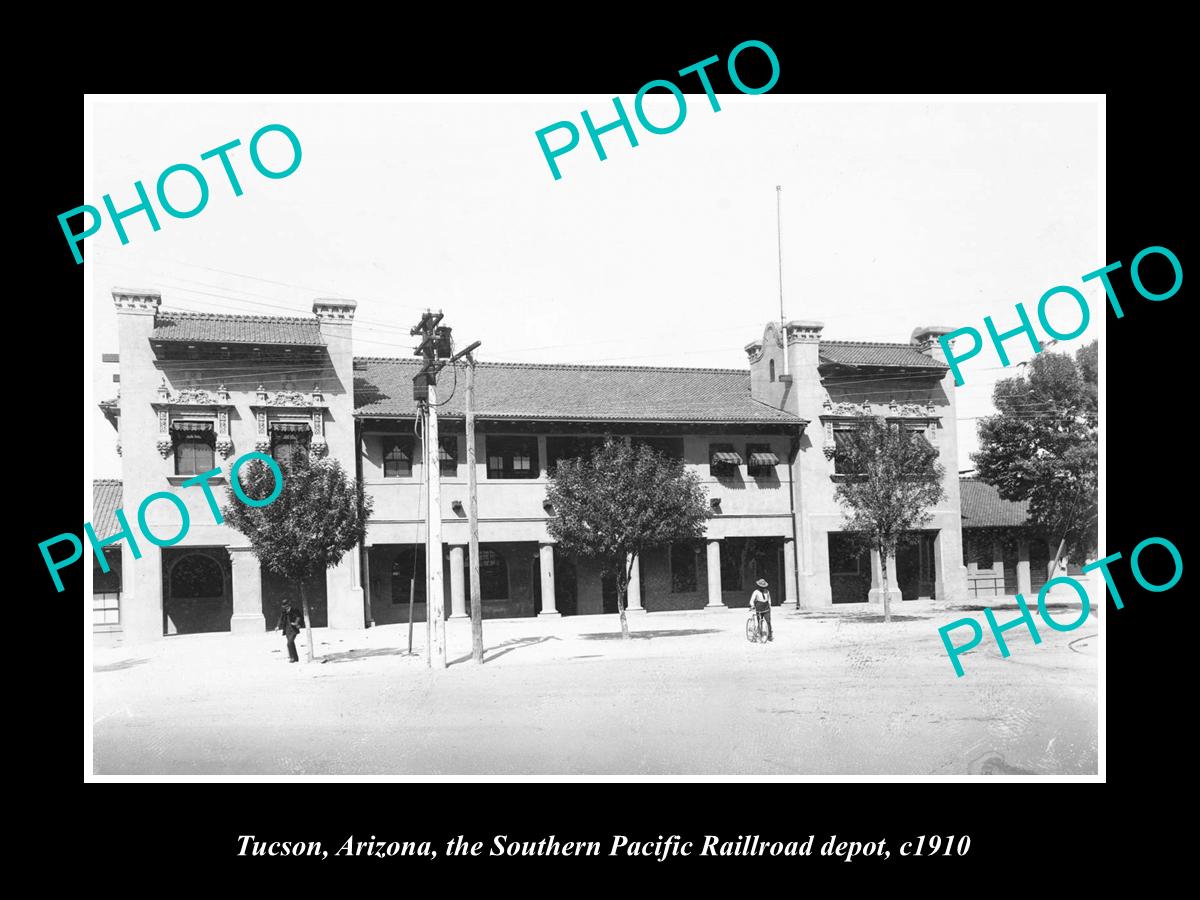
[87,96,1101,479]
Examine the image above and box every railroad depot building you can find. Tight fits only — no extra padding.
[95,289,972,641]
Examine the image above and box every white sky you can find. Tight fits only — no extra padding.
[88,97,1101,479]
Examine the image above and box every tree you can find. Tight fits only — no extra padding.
[223,452,373,662]
[545,439,710,639]
[833,416,946,623]
[972,341,1098,564]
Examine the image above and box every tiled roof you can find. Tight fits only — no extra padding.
[960,477,1030,528]
[151,309,325,346]
[354,358,805,424]
[820,341,947,370]
[92,479,123,541]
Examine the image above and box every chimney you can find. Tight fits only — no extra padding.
[911,325,956,363]
[784,319,824,375]
[313,298,357,324]
[112,288,162,316]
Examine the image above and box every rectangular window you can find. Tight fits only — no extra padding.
[970,538,994,570]
[173,425,215,476]
[92,591,120,626]
[830,535,865,575]
[746,442,779,477]
[832,427,858,475]
[383,436,414,478]
[709,442,742,476]
[486,436,539,479]
[634,436,684,461]
[271,429,311,470]
[670,544,698,593]
[547,436,605,473]
[439,435,458,478]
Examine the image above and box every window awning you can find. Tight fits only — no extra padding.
[170,421,214,433]
[269,421,312,434]
[711,450,743,466]
[749,451,779,467]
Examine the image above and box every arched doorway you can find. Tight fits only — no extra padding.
[163,549,232,634]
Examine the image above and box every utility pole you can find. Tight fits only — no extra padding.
[412,311,453,670]
[465,351,484,663]
[776,184,787,377]
[411,310,481,672]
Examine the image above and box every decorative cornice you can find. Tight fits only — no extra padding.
[152,379,233,408]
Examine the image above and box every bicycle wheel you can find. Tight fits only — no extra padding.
[746,616,760,643]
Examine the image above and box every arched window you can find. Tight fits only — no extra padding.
[479,549,509,600]
[769,359,776,382]
[170,554,225,599]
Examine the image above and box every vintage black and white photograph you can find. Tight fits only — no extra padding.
[82,93,1102,777]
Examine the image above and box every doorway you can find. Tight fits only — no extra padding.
[162,548,232,634]
[895,532,937,600]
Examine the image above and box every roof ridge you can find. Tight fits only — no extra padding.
[159,307,318,325]
[822,339,920,348]
[94,478,122,485]
[353,356,750,375]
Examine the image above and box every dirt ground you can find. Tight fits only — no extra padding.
[91,599,1099,776]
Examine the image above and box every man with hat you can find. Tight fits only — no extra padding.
[750,577,774,642]
[275,600,304,663]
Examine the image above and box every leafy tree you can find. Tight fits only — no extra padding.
[546,438,710,639]
[972,341,1097,564]
[223,452,373,662]
[833,416,947,623]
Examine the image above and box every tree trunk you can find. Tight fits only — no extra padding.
[880,544,892,625]
[616,568,630,641]
[299,580,315,663]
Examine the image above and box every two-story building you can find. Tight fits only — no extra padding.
[95,289,969,641]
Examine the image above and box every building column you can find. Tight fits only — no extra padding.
[122,542,163,643]
[539,543,560,617]
[1016,538,1033,596]
[449,545,467,618]
[782,538,799,607]
[229,547,265,633]
[626,553,645,612]
[326,547,365,629]
[705,539,724,608]
[992,539,1005,583]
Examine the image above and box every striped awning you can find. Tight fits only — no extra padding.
[269,421,312,434]
[170,420,213,433]
[749,451,779,467]
[711,447,742,466]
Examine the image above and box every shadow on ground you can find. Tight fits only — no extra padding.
[94,658,149,672]
[949,603,1096,614]
[449,635,560,667]
[787,612,927,623]
[319,647,418,664]
[580,628,720,641]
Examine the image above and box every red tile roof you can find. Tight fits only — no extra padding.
[354,358,805,424]
[151,309,325,346]
[820,341,947,370]
[92,479,123,542]
[960,477,1030,527]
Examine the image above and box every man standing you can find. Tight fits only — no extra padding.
[750,578,774,642]
[276,600,304,663]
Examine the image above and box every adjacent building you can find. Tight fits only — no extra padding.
[95,289,973,641]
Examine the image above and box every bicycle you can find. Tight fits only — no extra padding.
[746,607,770,643]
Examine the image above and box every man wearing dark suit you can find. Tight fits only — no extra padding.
[276,601,304,663]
